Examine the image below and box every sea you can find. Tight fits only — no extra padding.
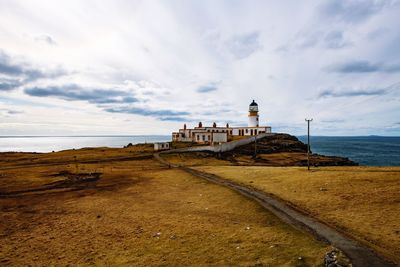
[0,135,399,166]
[297,136,400,166]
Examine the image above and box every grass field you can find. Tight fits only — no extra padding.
[194,165,400,264]
[0,147,331,266]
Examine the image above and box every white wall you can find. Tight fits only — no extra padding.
[248,115,259,127]
[212,132,227,143]
[162,133,273,154]
[154,142,170,151]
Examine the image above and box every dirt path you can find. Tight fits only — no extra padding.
[153,153,395,267]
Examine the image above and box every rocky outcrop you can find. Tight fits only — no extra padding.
[220,133,358,166]
[229,133,308,155]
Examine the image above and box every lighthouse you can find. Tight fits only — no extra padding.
[172,99,272,142]
[248,100,259,127]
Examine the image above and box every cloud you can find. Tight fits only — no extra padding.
[0,50,66,83]
[0,108,24,115]
[323,31,350,49]
[34,35,57,45]
[196,83,218,93]
[159,116,188,122]
[105,106,190,122]
[225,32,261,59]
[24,84,138,104]
[319,0,388,24]
[0,79,22,91]
[296,31,322,49]
[328,60,379,73]
[318,88,387,98]
[0,51,45,81]
[367,27,390,40]
[326,60,400,73]
[320,119,345,123]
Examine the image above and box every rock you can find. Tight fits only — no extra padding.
[219,133,358,166]
[324,249,351,267]
[124,143,133,148]
[153,232,161,237]
[324,251,337,266]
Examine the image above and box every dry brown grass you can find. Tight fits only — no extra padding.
[0,148,330,266]
[194,165,400,264]
[160,152,231,167]
[0,144,154,169]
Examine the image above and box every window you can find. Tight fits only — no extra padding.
[202,135,205,141]
[246,129,248,133]
[250,129,253,135]
[255,129,257,135]
[197,135,200,141]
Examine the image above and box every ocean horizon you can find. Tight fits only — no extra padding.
[0,135,399,166]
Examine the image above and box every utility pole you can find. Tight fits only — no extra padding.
[305,118,313,170]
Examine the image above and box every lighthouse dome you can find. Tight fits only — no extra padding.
[249,100,258,106]
[249,100,259,112]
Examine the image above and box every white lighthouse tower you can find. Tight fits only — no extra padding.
[248,100,259,127]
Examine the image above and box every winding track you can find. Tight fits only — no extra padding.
[154,153,396,267]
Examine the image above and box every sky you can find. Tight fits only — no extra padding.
[0,0,400,136]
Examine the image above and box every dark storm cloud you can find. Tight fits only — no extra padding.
[327,60,400,73]
[196,84,218,93]
[226,31,261,59]
[318,88,387,98]
[319,0,388,23]
[24,84,138,104]
[105,106,190,122]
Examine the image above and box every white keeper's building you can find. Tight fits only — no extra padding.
[172,100,272,144]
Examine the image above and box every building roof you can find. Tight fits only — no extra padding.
[249,100,258,106]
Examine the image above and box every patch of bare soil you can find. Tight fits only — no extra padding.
[0,171,102,197]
